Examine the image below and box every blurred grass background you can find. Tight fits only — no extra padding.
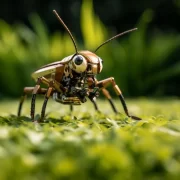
[0,0,180,98]
[0,0,180,179]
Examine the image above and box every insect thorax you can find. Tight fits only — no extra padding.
[53,64,98,105]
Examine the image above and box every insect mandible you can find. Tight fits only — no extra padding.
[18,10,141,122]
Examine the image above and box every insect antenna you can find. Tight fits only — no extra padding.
[53,10,78,54]
[94,28,137,52]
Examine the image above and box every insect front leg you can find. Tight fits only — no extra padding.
[96,77,141,120]
[88,87,100,112]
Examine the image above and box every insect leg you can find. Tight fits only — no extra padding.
[31,79,42,120]
[18,87,35,117]
[96,77,141,120]
[118,93,142,120]
[89,97,99,112]
[17,87,47,116]
[18,91,27,117]
[101,88,118,113]
[40,87,53,122]
[18,87,47,117]
[70,104,73,112]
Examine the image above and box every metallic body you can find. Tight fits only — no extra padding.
[18,10,141,122]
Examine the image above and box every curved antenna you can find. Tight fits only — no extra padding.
[94,28,137,52]
[53,10,78,54]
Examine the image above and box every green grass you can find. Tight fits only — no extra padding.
[0,98,180,180]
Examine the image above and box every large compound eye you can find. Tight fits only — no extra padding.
[70,55,88,73]
[74,56,83,65]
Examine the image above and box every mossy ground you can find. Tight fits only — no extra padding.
[0,98,180,180]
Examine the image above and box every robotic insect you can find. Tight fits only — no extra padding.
[18,10,141,122]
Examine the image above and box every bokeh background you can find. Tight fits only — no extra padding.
[0,0,180,98]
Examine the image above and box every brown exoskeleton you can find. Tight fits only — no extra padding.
[18,10,141,122]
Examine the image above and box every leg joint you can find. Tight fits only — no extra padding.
[96,77,115,88]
